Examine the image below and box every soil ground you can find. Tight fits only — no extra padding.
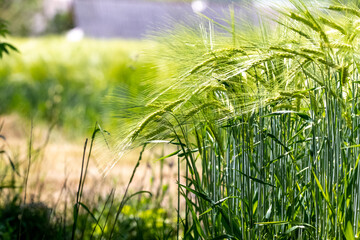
[0,114,179,210]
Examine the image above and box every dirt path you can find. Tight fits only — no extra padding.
[0,114,179,209]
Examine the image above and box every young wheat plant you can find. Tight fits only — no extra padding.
[105,0,360,239]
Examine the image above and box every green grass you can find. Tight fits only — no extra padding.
[106,0,360,239]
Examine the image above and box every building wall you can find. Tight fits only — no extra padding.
[73,0,255,38]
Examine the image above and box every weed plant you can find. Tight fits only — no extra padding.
[108,0,360,239]
[0,121,176,239]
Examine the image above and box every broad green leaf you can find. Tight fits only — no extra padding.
[342,144,360,149]
[344,221,355,240]
[154,149,181,162]
[312,170,334,214]
[200,207,213,217]
[265,204,272,219]
[285,225,305,234]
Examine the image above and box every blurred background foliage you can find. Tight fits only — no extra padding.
[0,0,41,36]
[0,38,162,137]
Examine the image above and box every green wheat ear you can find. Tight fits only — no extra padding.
[277,22,312,39]
[204,47,247,57]
[299,47,324,57]
[288,12,320,32]
[328,5,360,18]
[130,109,167,141]
[270,46,315,60]
[318,16,347,35]
[309,92,318,113]
[184,100,231,120]
[186,55,230,76]
[144,126,171,140]
[329,43,353,50]
[131,99,186,140]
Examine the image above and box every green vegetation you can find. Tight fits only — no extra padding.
[0,0,40,36]
[0,33,176,238]
[108,0,360,239]
[4,0,360,239]
[0,37,156,136]
[0,124,176,239]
